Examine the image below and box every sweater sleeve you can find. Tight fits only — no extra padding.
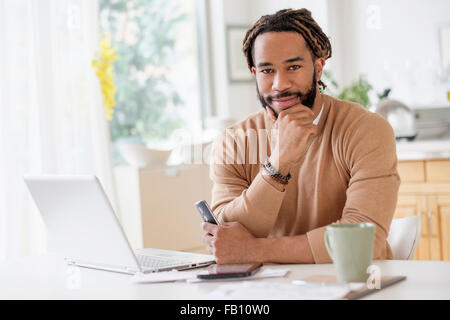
[306,112,400,263]
[209,131,286,237]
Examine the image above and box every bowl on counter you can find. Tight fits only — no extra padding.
[118,143,172,168]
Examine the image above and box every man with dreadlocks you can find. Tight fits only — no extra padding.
[202,9,400,264]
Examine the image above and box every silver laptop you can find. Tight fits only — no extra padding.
[24,175,215,274]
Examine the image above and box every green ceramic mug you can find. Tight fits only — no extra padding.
[324,222,376,283]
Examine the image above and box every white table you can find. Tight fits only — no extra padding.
[1,254,449,300]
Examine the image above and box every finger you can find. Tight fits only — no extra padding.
[279,109,314,119]
[265,106,277,121]
[222,221,234,227]
[280,112,314,122]
[202,233,213,245]
[279,104,314,117]
[300,118,315,126]
[280,114,315,127]
[310,124,319,136]
[302,125,319,139]
[202,222,218,236]
[278,109,314,122]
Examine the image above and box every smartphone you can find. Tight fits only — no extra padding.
[196,263,262,280]
[195,200,219,225]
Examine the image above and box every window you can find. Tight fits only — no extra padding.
[99,0,202,163]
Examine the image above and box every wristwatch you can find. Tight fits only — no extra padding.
[262,158,291,185]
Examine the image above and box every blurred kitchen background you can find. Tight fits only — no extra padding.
[1,0,450,261]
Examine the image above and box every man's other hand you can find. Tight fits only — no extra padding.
[201,221,261,264]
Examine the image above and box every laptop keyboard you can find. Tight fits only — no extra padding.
[136,254,190,269]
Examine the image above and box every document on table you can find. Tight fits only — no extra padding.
[188,268,289,283]
[131,270,198,283]
[208,281,366,300]
[131,268,289,284]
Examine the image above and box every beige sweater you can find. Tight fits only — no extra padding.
[209,94,400,263]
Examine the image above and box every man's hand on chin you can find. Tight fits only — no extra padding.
[202,221,262,264]
[265,103,318,176]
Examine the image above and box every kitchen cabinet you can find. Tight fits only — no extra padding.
[395,159,450,260]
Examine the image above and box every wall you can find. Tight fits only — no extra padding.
[327,0,450,108]
[207,0,450,123]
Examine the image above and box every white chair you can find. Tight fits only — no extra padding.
[387,216,422,260]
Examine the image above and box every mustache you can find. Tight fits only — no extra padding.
[266,91,302,103]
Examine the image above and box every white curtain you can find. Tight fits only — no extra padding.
[0,0,117,260]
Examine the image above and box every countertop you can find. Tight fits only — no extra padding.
[396,138,450,161]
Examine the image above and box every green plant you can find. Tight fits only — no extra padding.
[321,71,373,109]
[99,0,188,143]
[338,76,373,108]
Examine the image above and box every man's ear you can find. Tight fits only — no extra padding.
[315,58,325,81]
[251,66,256,76]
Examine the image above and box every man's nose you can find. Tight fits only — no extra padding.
[272,71,291,92]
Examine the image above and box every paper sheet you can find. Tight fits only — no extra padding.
[207,281,358,300]
[131,267,289,284]
[131,270,198,284]
[187,268,289,283]
[292,280,366,291]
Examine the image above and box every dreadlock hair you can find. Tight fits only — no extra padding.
[243,8,332,91]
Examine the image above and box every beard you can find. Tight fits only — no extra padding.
[257,70,317,118]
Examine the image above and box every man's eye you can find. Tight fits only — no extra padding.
[289,65,301,70]
[261,69,274,74]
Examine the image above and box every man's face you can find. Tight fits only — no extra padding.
[251,31,324,116]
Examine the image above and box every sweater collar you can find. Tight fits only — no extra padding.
[313,103,324,125]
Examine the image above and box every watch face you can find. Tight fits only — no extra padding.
[264,159,275,174]
[263,158,291,182]
[267,166,277,175]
